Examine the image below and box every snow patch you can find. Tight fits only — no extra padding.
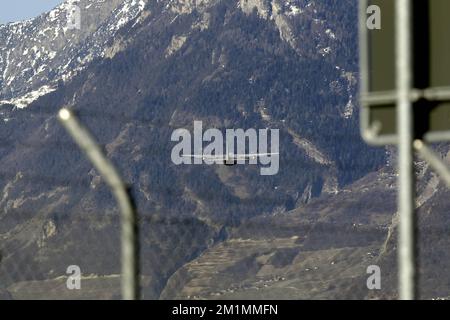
[0,85,56,109]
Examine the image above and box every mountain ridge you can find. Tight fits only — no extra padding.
[0,0,147,105]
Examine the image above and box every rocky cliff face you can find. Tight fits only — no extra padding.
[0,0,147,105]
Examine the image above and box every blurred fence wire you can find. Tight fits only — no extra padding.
[58,108,139,300]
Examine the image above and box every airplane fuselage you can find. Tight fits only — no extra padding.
[224,152,237,166]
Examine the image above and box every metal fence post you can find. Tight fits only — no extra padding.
[396,0,417,300]
[58,108,139,300]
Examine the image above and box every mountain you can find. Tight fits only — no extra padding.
[0,0,146,106]
[0,0,448,300]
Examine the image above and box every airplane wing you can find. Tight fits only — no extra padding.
[181,154,227,161]
[235,153,279,160]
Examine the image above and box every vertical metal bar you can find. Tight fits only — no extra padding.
[58,108,139,300]
[359,0,372,142]
[396,0,416,300]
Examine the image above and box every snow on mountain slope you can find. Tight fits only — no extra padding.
[0,0,148,107]
[1,0,356,116]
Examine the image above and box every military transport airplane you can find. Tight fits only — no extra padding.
[182,151,279,166]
